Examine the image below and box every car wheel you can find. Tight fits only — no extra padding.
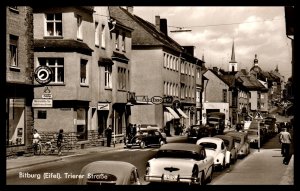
[206,168,213,183]
[140,141,145,149]
[200,171,205,185]
[126,145,132,149]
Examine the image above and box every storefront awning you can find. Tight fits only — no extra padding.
[176,108,189,119]
[164,111,174,122]
[126,101,153,105]
[166,107,180,119]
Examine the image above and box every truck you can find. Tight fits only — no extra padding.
[206,112,225,135]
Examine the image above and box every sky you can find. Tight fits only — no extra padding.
[133,7,292,81]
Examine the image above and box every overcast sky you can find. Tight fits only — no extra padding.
[133,6,292,80]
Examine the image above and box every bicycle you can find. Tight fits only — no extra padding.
[32,142,43,155]
[42,140,71,156]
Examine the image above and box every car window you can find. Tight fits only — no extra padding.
[223,139,229,147]
[156,150,200,160]
[199,142,217,150]
[200,149,206,159]
[221,142,225,150]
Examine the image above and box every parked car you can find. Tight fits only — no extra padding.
[125,128,166,149]
[214,135,238,164]
[140,124,167,139]
[225,131,250,158]
[78,161,141,185]
[196,137,231,170]
[206,112,225,135]
[243,129,263,148]
[144,143,214,185]
[187,125,215,143]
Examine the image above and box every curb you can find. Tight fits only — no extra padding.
[280,155,294,185]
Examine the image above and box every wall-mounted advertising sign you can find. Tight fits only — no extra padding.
[34,66,52,85]
[32,99,53,108]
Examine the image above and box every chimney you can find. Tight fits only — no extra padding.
[126,6,133,14]
[155,15,160,31]
[160,18,168,36]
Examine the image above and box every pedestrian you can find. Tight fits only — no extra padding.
[32,129,41,154]
[57,129,64,156]
[105,125,112,147]
[279,128,292,164]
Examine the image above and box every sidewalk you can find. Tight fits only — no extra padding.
[211,148,294,185]
[6,135,185,171]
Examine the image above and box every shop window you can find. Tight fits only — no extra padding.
[76,108,87,140]
[37,110,47,119]
[6,98,25,146]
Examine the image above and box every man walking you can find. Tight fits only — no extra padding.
[105,125,112,147]
[279,128,292,164]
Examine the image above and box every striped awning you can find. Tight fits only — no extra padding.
[166,107,180,119]
[176,108,189,119]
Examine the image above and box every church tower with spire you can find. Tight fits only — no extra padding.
[228,40,238,72]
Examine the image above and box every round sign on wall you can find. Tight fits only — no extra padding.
[34,66,52,85]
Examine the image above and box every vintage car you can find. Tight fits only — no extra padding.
[125,128,167,149]
[144,143,214,185]
[196,137,231,170]
[78,161,141,185]
[140,124,167,139]
[206,112,225,135]
[243,128,264,148]
[225,131,250,158]
[187,125,215,143]
[214,135,238,164]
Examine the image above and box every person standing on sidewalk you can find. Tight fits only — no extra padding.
[32,129,42,154]
[279,128,292,164]
[57,129,64,156]
[105,125,112,147]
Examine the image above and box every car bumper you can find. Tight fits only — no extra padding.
[144,174,200,184]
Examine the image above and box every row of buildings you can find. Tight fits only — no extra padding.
[5,6,291,155]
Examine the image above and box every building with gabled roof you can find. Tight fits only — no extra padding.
[109,7,204,135]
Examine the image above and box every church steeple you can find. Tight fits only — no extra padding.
[229,41,236,63]
[275,65,279,72]
[228,40,238,72]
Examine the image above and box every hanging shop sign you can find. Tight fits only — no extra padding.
[98,103,110,110]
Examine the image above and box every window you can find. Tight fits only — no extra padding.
[80,59,88,84]
[101,24,106,48]
[170,56,173,70]
[104,66,112,88]
[261,94,264,99]
[45,13,62,36]
[118,67,126,90]
[181,61,184,74]
[223,89,227,102]
[164,81,167,95]
[181,84,184,99]
[166,55,169,69]
[76,15,83,40]
[95,22,99,46]
[261,103,265,108]
[9,35,18,67]
[163,53,166,68]
[115,30,119,50]
[38,58,64,83]
[37,110,47,119]
[121,32,126,52]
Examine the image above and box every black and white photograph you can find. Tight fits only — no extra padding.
[4,5,294,188]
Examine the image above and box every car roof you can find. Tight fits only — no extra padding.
[159,143,203,153]
[198,137,223,143]
[214,134,233,141]
[226,131,246,138]
[80,161,136,184]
